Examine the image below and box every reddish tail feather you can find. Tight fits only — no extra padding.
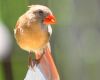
[37,45,60,80]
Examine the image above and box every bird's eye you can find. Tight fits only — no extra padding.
[38,10,43,15]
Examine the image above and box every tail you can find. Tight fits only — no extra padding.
[38,43,60,80]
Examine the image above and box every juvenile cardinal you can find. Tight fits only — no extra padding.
[14,5,59,80]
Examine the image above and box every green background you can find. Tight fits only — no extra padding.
[1,0,100,80]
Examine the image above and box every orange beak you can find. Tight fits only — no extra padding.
[43,14,56,25]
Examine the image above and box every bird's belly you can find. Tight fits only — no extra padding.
[15,28,49,52]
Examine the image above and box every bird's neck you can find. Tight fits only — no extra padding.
[39,23,48,31]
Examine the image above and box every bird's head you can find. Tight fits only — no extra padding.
[26,5,56,25]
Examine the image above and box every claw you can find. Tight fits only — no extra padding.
[28,50,45,68]
[32,59,40,66]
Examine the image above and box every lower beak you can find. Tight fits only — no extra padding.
[43,15,56,25]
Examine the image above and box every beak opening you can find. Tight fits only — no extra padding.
[43,15,56,25]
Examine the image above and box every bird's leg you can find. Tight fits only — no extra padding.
[28,50,45,68]
[28,51,35,68]
[33,50,45,66]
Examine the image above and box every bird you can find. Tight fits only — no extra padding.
[14,5,59,80]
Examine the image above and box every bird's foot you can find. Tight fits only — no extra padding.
[28,51,45,69]
[32,58,40,66]
[28,52,41,69]
[28,59,40,70]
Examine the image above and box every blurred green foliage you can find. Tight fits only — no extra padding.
[0,0,27,80]
[0,0,27,29]
[0,65,4,80]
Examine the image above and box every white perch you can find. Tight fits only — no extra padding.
[24,66,46,80]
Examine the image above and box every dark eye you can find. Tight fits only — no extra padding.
[38,10,43,15]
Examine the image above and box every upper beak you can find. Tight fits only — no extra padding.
[43,14,56,25]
